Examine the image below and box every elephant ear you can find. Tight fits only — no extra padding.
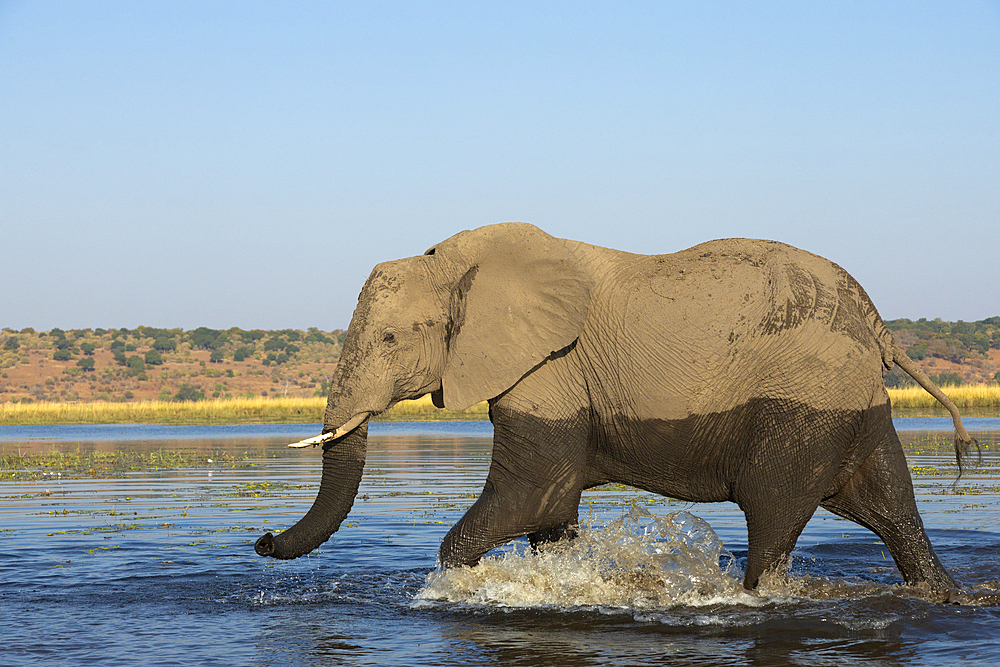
[427,223,593,410]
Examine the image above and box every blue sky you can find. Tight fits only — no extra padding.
[2,1,998,331]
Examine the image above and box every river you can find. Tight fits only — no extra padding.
[2,420,999,666]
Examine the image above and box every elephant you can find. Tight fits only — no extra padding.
[255,222,976,591]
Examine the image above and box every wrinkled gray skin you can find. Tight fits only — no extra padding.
[256,222,975,591]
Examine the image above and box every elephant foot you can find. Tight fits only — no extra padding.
[527,522,578,551]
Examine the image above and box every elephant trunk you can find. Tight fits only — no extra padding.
[254,422,368,559]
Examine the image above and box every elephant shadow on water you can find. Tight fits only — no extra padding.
[255,222,977,596]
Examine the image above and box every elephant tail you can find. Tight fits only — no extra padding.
[890,343,979,477]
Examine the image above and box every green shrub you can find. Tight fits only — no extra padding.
[144,349,163,365]
[189,327,222,350]
[238,330,266,343]
[929,372,964,386]
[154,337,178,352]
[76,358,96,372]
[173,383,205,402]
[127,356,146,376]
[884,367,915,388]
[305,331,334,344]
[264,337,286,352]
[53,350,72,361]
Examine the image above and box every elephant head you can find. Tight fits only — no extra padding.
[255,222,593,560]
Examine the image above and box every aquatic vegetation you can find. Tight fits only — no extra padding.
[218,481,311,498]
[0,448,260,480]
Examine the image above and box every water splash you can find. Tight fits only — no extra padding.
[415,506,761,610]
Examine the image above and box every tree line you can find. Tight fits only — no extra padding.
[883,317,1000,387]
[1,326,346,376]
[4,317,999,387]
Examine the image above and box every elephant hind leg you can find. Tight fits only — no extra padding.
[735,403,859,590]
[820,432,956,590]
[741,498,821,590]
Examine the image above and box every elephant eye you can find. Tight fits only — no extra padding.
[382,332,396,345]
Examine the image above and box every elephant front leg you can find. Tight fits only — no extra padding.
[527,521,578,551]
[438,471,583,567]
[438,479,506,567]
[438,414,588,567]
[439,376,591,568]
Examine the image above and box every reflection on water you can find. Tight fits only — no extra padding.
[1,422,1000,666]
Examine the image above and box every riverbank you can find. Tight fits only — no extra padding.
[887,384,1000,414]
[1,386,998,425]
[0,394,487,426]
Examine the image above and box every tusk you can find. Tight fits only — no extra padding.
[286,431,337,448]
[286,412,369,448]
[329,412,370,439]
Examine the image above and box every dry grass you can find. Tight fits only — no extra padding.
[887,384,1000,410]
[378,394,488,420]
[0,396,323,425]
[4,385,997,425]
[0,394,488,426]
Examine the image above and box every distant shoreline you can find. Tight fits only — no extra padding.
[0,394,488,426]
[1,387,998,426]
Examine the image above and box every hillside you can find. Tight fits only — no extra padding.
[1,318,999,405]
[883,317,1000,387]
[0,327,344,404]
